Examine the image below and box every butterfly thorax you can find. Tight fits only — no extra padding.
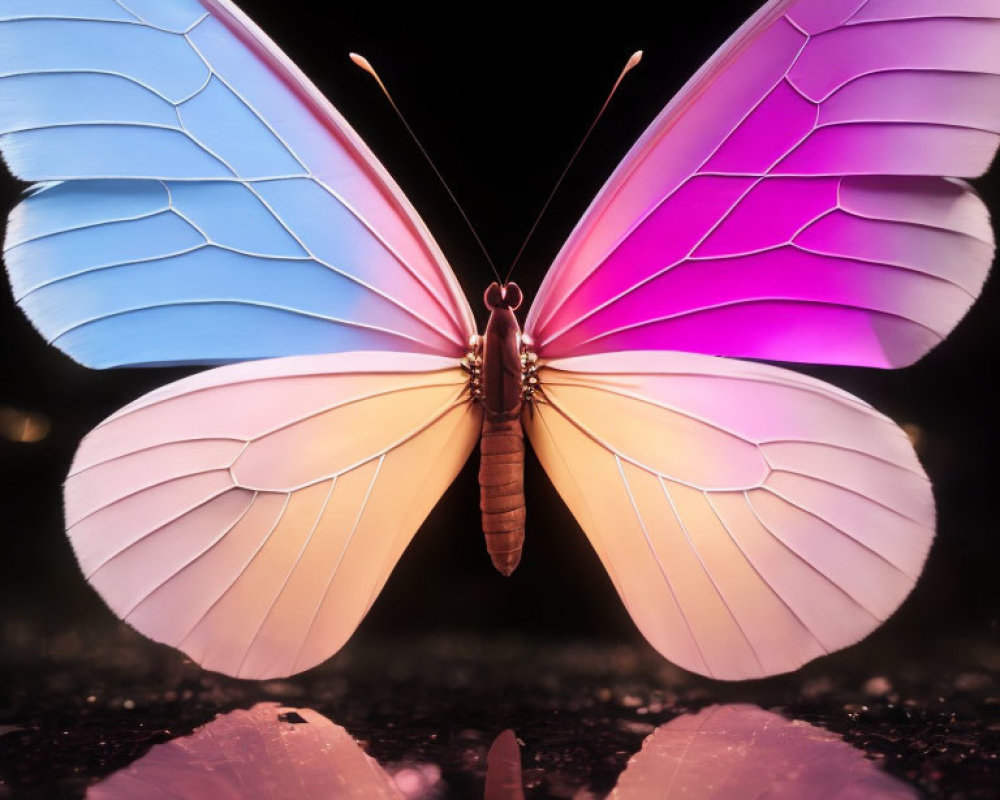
[473,282,529,576]
[480,282,525,421]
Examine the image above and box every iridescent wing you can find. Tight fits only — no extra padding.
[0,0,475,367]
[524,352,932,680]
[526,0,997,367]
[67,353,480,678]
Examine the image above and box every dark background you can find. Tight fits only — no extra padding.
[2,0,998,672]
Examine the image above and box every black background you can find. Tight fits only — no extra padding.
[1,0,998,669]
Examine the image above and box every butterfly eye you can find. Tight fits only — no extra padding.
[484,282,523,310]
[484,282,504,309]
[503,282,523,311]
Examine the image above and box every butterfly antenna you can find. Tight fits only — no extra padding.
[350,53,502,284]
[504,50,643,283]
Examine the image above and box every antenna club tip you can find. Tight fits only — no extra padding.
[349,52,375,72]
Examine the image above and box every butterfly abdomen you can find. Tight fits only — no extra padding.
[478,281,526,576]
[479,417,525,575]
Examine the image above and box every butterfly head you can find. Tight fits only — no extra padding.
[483,282,523,311]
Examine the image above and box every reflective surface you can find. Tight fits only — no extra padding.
[81,702,919,799]
[2,631,998,798]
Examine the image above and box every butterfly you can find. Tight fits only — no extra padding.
[1,0,996,682]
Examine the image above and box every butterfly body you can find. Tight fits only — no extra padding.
[477,281,529,576]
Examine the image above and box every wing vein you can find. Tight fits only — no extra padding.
[99,368,462,429]
[82,484,235,578]
[567,298,944,351]
[539,390,753,492]
[47,299,442,351]
[759,485,911,578]
[4,207,171,248]
[292,455,385,673]
[617,457,713,677]
[122,490,259,619]
[236,477,337,677]
[704,489,829,653]
[761,438,927,478]
[180,30,468,343]
[540,379,761,444]
[533,29,814,336]
[743,490,882,621]
[235,178,464,347]
[68,436,246,478]
[769,467,924,523]
[178,491,292,649]
[540,371,879,434]
[250,381,465,441]
[659,478,767,674]
[540,364,873,410]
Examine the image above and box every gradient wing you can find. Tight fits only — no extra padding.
[0,0,474,367]
[524,351,932,680]
[65,352,480,678]
[526,0,997,367]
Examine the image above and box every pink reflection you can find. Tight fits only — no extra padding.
[84,703,525,799]
[610,704,917,800]
[484,729,525,800]
[85,703,916,799]
[87,703,408,800]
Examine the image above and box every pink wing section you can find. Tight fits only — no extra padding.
[65,352,480,679]
[88,703,404,800]
[526,0,997,367]
[610,704,917,799]
[524,352,932,680]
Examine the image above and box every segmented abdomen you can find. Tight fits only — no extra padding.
[479,416,525,576]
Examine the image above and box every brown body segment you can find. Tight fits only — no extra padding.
[478,282,526,576]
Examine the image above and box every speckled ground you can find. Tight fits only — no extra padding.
[1,624,999,799]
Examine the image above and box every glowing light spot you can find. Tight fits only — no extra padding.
[0,406,51,443]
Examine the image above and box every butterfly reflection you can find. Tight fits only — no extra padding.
[608,704,917,800]
[86,702,915,799]
[86,703,414,800]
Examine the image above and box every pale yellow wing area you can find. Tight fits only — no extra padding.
[524,351,933,680]
[66,352,480,679]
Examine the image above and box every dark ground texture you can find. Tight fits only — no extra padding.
[2,627,999,799]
